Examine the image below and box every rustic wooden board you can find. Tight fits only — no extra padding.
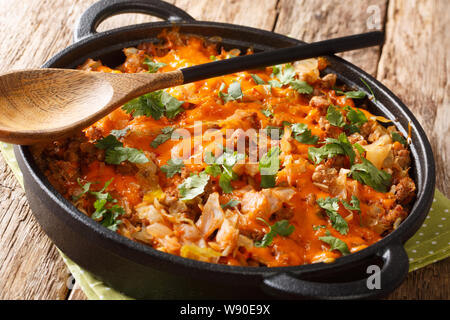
[377,0,450,197]
[0,0,448,300]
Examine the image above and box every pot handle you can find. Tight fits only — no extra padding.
[74,0,195,41]
[262,243,409,299]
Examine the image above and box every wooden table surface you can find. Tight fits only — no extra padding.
[0,0,448,300]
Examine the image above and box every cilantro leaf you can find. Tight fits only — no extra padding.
[264,126,283,140]
[110,127,130,138]
[326,105,346,127]
[259,147,280,188]
[219,82,243,103]
[391,131,407,146]
[122,90,184,120]
[160,158,185,178]
[221,199,240,209]
[92,200,125,231]
[105,147,148,165]
[204,151,243,193]
[341,195,361,212]
[95,135,123,150]
[261,107,273,118]
[143,57,166,73]
[72,178,92,201]
[319,235,350,255]
[313,225,326,231]
[178,172,210,201]
[251,74,266,85]
[308,133,355,164]
[268,79,282,88]
[345,91,366,99]
[350,158,392,192]
[290,123,319,145]
[290,80,313,95]
[255,218,295,247]
[95,135,149,165]
[316,197,349,235]
[272,63,296,85]
[151,126,175,148]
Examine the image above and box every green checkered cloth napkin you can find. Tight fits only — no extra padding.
[1,142,449,300]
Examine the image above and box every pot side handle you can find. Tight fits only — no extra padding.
[262,243,409,299]
[74,0,195,42]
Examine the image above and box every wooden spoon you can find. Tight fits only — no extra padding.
[0,31,383,144]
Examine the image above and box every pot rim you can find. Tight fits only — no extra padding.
[18,19,435,278]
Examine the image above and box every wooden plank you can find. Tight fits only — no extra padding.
[174,0,278,30]
[274,0,387,76]
[376,0,450,300]
[377,0,450,197]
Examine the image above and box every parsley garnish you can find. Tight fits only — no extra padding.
[95,135,148,165]
[151,126,176,148]
[259,146,280,188]
[316,197,349,235]
[255,217,295,247]
[268,79,282,88]
[221,199,240,209]
[264,126,283,140]
[350,158,392,192]
[319,233,350,255]
[290,123,319,145]
[261,107,273,118]
[160,158,185,178]
[204,151,244,194]
[77,179,125,231]
[344,91,366,99]
[326,105,345,128]
[341,195,362,225]
[122,90,184,120]
[143,57,166,73]
[272,63,296,85]
[219,82,243,103]
[290,80,313,95]
[391,131,407,146]
[308,133,355,165]
[251,74,266,85]
[313,225,326,231]
[344,106,368,133]
[178,172,210,201]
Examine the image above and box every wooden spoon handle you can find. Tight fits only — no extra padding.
[181,31,384,83]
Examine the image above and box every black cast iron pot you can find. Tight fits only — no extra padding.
[14,0,435,299]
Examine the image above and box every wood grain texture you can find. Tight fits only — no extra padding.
[0,0,448,300]
[275,0,387,76]
[377,0,450,197]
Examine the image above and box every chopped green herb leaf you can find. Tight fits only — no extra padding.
[350,158,392,192]
[251,74,266,85]
[308,133,355,164]
[151,126,175,148]
[143,57,166,73]
[261,107,273,118]
[105,146,148,165]
[268,79,282,88]
[255,218,295,247]
[264,126,283,140]
[219,82,243,103]
[290,80,313,95]
[391,131,407,146]
[161,158,185,178]
[178,172,210,201]
[95,135,123,150]
[110,127,130,138]
[122,90,184,120]
[345,91,366,99]
[209,55,217,61]
[326,105,346,127]
[259,146,280,188]
[313,225,326,231]
[272,63,296,85]
[319,235,350,255]
[316,197,349,235]
[221,199,240,209]
[290,123,319,145]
